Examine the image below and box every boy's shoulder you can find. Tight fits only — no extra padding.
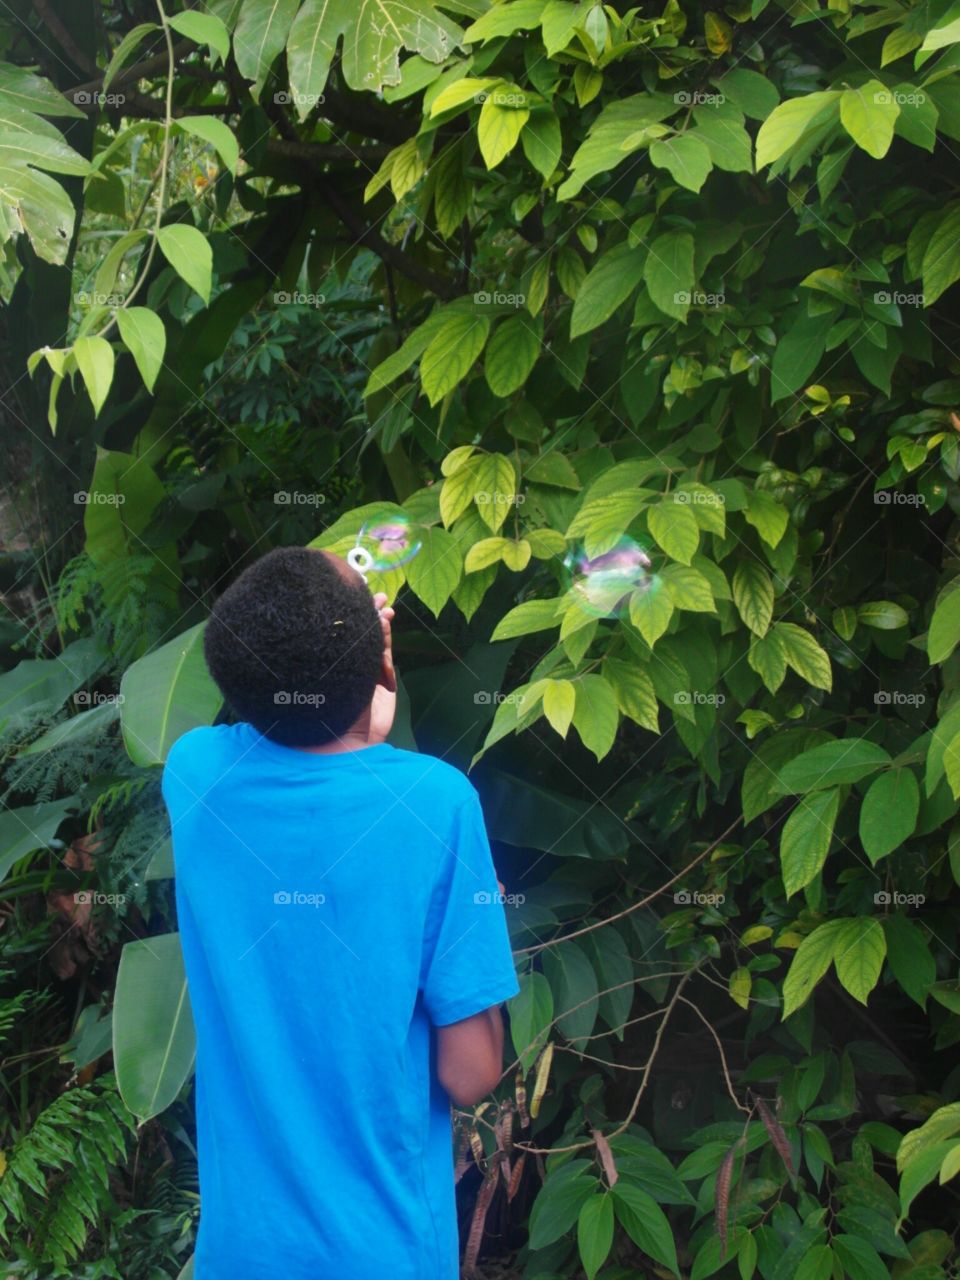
[162,723,239,789]
[383,745,477,807]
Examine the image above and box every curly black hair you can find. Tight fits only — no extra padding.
[203,547,383,746]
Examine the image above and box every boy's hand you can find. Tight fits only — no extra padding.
[366,593,397,744]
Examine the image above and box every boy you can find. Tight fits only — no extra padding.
[161,546,519,1280]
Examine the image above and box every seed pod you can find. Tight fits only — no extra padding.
[469,1125,484,1166]
[530,1042,554,1119]
[463,1164,498,1276]
[515,1071,529,1128]
[755,1095,795,1178]
[501,1104,514,1153]
[507,1152,526,1202]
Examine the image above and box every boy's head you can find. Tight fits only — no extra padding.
[204,547,384,747]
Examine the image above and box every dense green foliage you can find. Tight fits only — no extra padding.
[3,0,960,1275]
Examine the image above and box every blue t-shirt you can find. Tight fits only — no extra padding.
[162,722,519,1280]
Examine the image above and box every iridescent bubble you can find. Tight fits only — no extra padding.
[564,536,654,617]
[347,515,423,577]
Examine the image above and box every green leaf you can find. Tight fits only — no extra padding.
[156,224,213,304]
[603,657,658,732]
[857,600,909,630]
[234,0,299,93]
[643,230,695,321]
[578,1194,614,1280]
[883,913,935,1009]
[543,939,599,1044]
[921,204,960,306]
[543,678,577,737]
[101,22,158,92]
[771,310,826,403]
[473,453,517,532]
[478,91,530,168]
[839,81,900,159]
[174,115,239,174]
[529,1165,597,1249]
[832,1234,889,1280]
[0,128,92,176]
[713,68,780,120]
[463,1,543,42]
[510,970,553,1071]
[421,310,490,405]
[649,133,713,191]
[72,335,115,417]
[748,630,787,693]
[691,111,753,173]
[570,242,647,338]
[774,623,832,692]
[648,502,699,564]
[119,623,223,766]
[782,919,847,1017]
[0,637,104,724]
[116,307,166,393]
[755,91,841,168]
[777,739,892,793]
[733,561,775,636]
[611,1182,680,1276]
[522,107,562,178]
[404,526,462,616]
[168,11,230,63]
[660,565,715,613]
[630,586,674,647]
[566,490,647,556]
[19,698,119,756]
[572,674,619,760]
[744,490,789,548]
[491,598,562,641]
[833,918,887,1005]
[780,787,842,897]
[859,768,919,862]
[114,932,196,1121]
[928,585,960,662]
[485,313,541,396]
[0,797,76,883]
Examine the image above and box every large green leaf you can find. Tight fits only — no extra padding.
[833,917,887,1005]
[234,0,300,93]
[156,224,212,304]
[643,230,695,321]
[0,638,104,725]
[485,313,541,395]
[839,81,900,159]
[0,797,76,883]
[578,1194,614,1280]
[0,160,76,264]
[510,970,553,1071]
[733,560,774,636]
[649,133,712,191]
[114,932,196,1120]
[570,241,647,337]
[780,787,842,897]
[611,1182,679,1276]
[119,623,223,766]
[859,768,919,862]
[420,310,490,405]
[777,739,891,794]
[755,91,841,168]
[403,525,462,616]
[782,919,847,1017]
[542,938,599,1045]
[572,673,619,760]
[648,501,699,564]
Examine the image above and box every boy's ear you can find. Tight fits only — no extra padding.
[380,643,397,693]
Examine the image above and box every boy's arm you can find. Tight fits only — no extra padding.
[436,1004,504,1106]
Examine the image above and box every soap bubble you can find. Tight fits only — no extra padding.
[346,515,422,577]
[564,536,655,617]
